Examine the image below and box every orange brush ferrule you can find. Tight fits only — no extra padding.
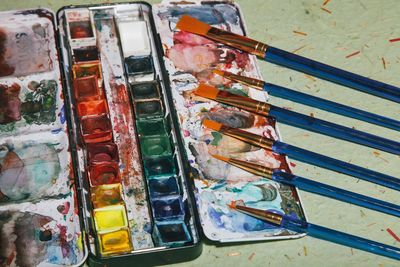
[202,119,274,150]
[176,15,268,57]
[213,70,265,90]
[194,84,271,116]
[211,154,273,179]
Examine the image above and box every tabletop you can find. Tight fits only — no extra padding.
[1,0,399,266]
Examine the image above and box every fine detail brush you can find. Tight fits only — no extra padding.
[176,15,400,103]
[213,70,400,131]
[211,154,400,218]
[229,200,400,260]
[202,119,400,191]
[194,84,400,155]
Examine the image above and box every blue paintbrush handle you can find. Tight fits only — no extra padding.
[272,141,400,191]
[264,46,400,103]
[264,83,400,131]
[273,171,400,217]
[268,105,400,155]
[280,215,400,260]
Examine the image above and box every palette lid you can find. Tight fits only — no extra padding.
[0,8,88,266]
[152,0,307,243]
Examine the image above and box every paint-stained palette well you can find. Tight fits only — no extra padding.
[0,8,85,267]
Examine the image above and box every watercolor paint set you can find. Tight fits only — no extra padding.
[0,1,306,266]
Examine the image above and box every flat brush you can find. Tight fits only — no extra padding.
[176,15,400,103]
[211,154,400,218]
[229,200,400,260]
[203,119,400,191]
[194,84,400,155]
[213,70,400,131]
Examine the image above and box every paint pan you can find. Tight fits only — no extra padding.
[143,156,176,178]
[148,176,180,198]
[73,75,102,102]
[77,99,108,118]
[89,162,121,186]
[98,228,133,254]
[91,183,124,208]
[66,9,96,48]
[0,83,21,124]
[129,81,160,100]
[153,221,192,247]
[80,114,113,143]
[140,135,173,158]
[136,118,170,136]
[94,204,128,231]
[117,20,151,58]
[134,100,164,119]
[73,46,99,62]
[72,61,102,82]
[125,56,154,76]
[152,196,184,220]
[87,142,119,165]
[0,21,53,78]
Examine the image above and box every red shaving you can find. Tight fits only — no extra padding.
[321,7,332,14]
[389,38,400,43]
[387,228,400,242]
[323,0,331,5]
[346,51,360,58]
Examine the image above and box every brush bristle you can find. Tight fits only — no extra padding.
[193,84,219,100]
[202,119,222,131]
[210,154,230,163]
[212,69,226,77]
[176,15,211,35]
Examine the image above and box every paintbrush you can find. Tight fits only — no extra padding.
[176,15,400,103]
[211,154,400,217]
[213,70,400,131]
[202,119,400,191]
[229,200,400,260]
[194,84,400,155]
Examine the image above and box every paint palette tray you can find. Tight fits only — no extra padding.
[58,2,201,265]
[0,9,86,266]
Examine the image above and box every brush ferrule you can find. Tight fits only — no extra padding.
[229,158,273,178]
[222,72,265,90]
[234,205,283,225]
[208,27,268,57]
[216,91,271,116]
[220,127,274,150]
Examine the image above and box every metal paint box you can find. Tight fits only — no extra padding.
[0,1,306,266]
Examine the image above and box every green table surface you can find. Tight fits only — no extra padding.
[2,0,399,266]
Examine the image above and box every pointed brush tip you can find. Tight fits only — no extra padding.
[210,154,230,163]
[193,84,219,100]
[212,69,226,77]
[176,15,211,35]
[202,119,223,131]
